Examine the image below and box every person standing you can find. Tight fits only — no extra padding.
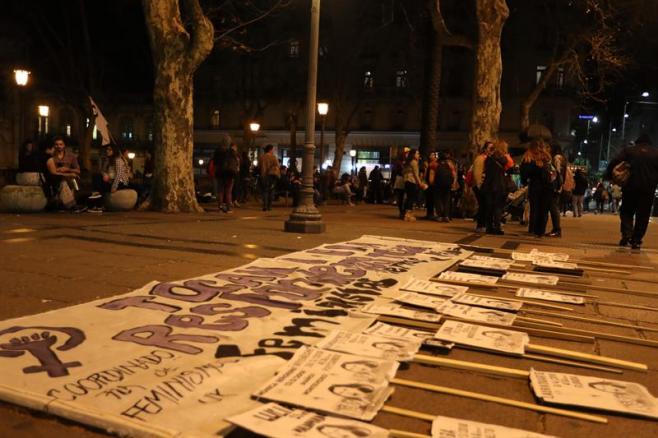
[520,139,553,237]
[481,140,513,234]
[357,166,368,203]
[424,152,438,219]
[547,143,566,237]
[470,142,492,232]
[259,144,281,211]
[402,149,426,221]
[368,165,383,204]
[435,151,456,222]
[572,169,588,217]
[606,134,658,249]
[213,141,239,213]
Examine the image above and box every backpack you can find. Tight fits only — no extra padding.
[436,162,454,188]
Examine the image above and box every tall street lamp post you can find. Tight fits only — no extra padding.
[350,149,357,175]
[285,0,325,233]
[249,121,260,158]
[317,102,328,165]
[14,69,30,150]
[621,91,657,143]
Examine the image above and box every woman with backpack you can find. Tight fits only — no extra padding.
[520,139,553,237]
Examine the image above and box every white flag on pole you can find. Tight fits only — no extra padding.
[89,96,111,145]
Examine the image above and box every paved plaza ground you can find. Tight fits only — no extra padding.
[2,201,658,438]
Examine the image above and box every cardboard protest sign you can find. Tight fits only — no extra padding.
[228,402,389,438]
[315,330,421,362]
[460,257,513,271]
[0,235,469,437]
[362,322,434,342]
[253,351,393,421]
[434,320,529,355]
[530,370,658,419]
[438,271,499,284]
[431,415,555,438]
[394,292,447,310]
[360,302,442,323]
[502,272,559,286]
[399,278,468,298]
[452,294,523,312]
[532,260,578,270]
[512,250,569,262]
[516,288,585,304]
[436,302,517,326]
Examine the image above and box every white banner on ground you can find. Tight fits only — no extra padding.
[359,302,442,323]
[439,271,499,284]
[315,329,421,362]
[434,320,528,355]
[0,235,471,437]
[432,415,555,438]
[502,272,559,286]
[394,292,448,309]
[228,402,389,438]
[530,369,658,419]
[253,348,393,421]
[436,302,517,326]
[363,322,434,342]
[399,278,468,297]
[516,288,585,304]
[451,294,523,312]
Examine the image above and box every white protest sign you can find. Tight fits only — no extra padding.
[228,402,389,438]
[360,302,442,323]
[530,369,658,419]
[436,302,517,326]
[516,288,585,304]
[431,415,555,438]
[394,292,447,309]
[533,260,579,270]
[0,235,468,436]
[452,294,523,312]
[362,322,434,342]
[253,353,393,421]
[434,320,528,355]
[461,257,514,271]
[400,278,468,298]
[512,250,570,262]
[315,330,421,362]
[438,271,499,284]
[502,272,559,286]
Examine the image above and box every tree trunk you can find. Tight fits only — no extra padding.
[469,0,509,154]
[333,129,347,173]
[520,61,560,132]
[421,38,442,156]
[142,0,213,212]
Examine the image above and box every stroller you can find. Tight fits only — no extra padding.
[502,186,527,224]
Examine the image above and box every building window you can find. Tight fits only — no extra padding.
[120,118,134,140]
[536,65,547,84]
[66,124,71,136]
[211,109,220,129]
[395,69,408,88]
[363,71,374,89]
[288,39,300,58]
[556,67,565,89]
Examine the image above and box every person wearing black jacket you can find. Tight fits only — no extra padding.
[571,169,588,217]
[481,140,512,234]
[606,134,658,249]
[520,139,553,237]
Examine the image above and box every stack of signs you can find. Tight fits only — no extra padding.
[394,292,447,310]
[314,329,422,362]
[359,302,442,323]
[434,320,529,355]
[228,402,388,438]
[253,347,396,420]
[438,271,499,285]
[530,370,658,419]
[516,288,585,305]
[451,294,523,312]
[436,302,517,326]
[532,259,583,276]
[459,256,514,276]
[399,278,469,298]
[502,272,559,286]
[432,416,555,438]
[512,249,570,262]
[364,322,454,351]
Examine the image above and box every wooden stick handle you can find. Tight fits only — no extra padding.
[522,353,623,374]
[388,429,432,438]
[525,344,648,371]
[413,354,529,378]
[519,321,658,349]
[389,378,608,424]
[381,405,435,422]
[517,316,563,327]
[522,309,658,333]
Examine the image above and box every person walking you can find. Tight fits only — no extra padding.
[606,134,658,249]
[402,149,426,221]
[572,169,587,217]
[520,139,553,238]
[259,144,281,211]
[481,139,513,234]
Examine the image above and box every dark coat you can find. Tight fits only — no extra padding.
[481,154,508,194]
[606,144,658,192]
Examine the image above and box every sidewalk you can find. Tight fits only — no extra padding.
[1,203,657,437]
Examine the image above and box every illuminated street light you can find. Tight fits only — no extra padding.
[249,122,260,133]
[127,152,136,160]
[583,139,588,144]
[38,105,49,117]
[317,102,328,116]
[14,69,30,86]
[37,105,49,135]
[642,91,650,98]
[612,128,617,132]
[592,116,599,123]
[624,113,629,118]
[317,102,329,164]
